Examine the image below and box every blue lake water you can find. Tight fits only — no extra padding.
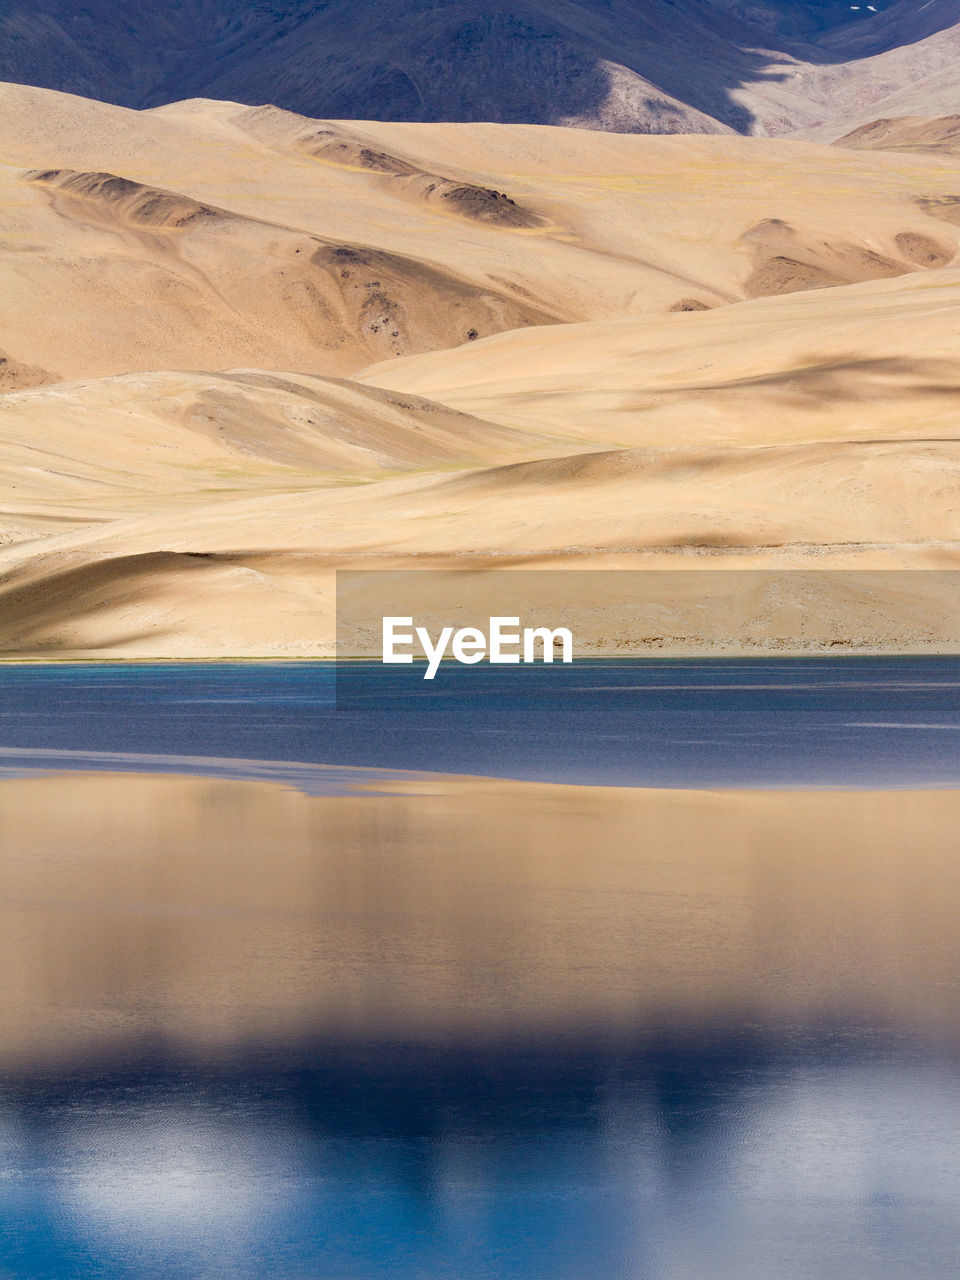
[1,659,960,1278]
[1,656,960,786]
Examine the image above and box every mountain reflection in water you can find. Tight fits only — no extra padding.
[1,770,960,1277]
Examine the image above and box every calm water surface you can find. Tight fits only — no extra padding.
[0,660,959,1278]
[1,656,960,786]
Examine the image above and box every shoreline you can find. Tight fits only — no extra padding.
[3,650,960,665]
[1,755,959,796]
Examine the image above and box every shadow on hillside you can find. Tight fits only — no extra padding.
[638,354,960,403]
[4,0,957,137]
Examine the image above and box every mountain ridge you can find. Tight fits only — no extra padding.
[3,0,959,137]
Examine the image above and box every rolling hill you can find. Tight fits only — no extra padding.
[2,83,960,654]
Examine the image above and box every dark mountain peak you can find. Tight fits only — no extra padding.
[1,0,956,136]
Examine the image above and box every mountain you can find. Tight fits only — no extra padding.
[3,82,958,391]
[2,0,960,136]
[2,83,960,655]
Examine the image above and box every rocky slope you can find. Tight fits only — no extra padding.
[3,0,959,136]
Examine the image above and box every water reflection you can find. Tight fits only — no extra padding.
[3,1040,960,1279]
[2,770,960,1276]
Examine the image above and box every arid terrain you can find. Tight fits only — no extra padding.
[2,80,960,654]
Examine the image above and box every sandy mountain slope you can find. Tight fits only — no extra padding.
[0,369,556,545]
[4,84,960,385]
[361,268,960,446]
[4,266,960,657]
[4,86,960,656]
[830,115,960,156]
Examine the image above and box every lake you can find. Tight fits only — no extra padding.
[1,659,959,1278]
[2,656,960,786]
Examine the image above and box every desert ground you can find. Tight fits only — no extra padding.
[2,81,960,655]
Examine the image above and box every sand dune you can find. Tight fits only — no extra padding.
[4,423,960,654]
[833,114,960,156]
[4,85,960,386]
[362,268,960,446]
[11,159,555,381]
[235,108,549,229]
[0,369,556,545]
[3,85,960,655]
